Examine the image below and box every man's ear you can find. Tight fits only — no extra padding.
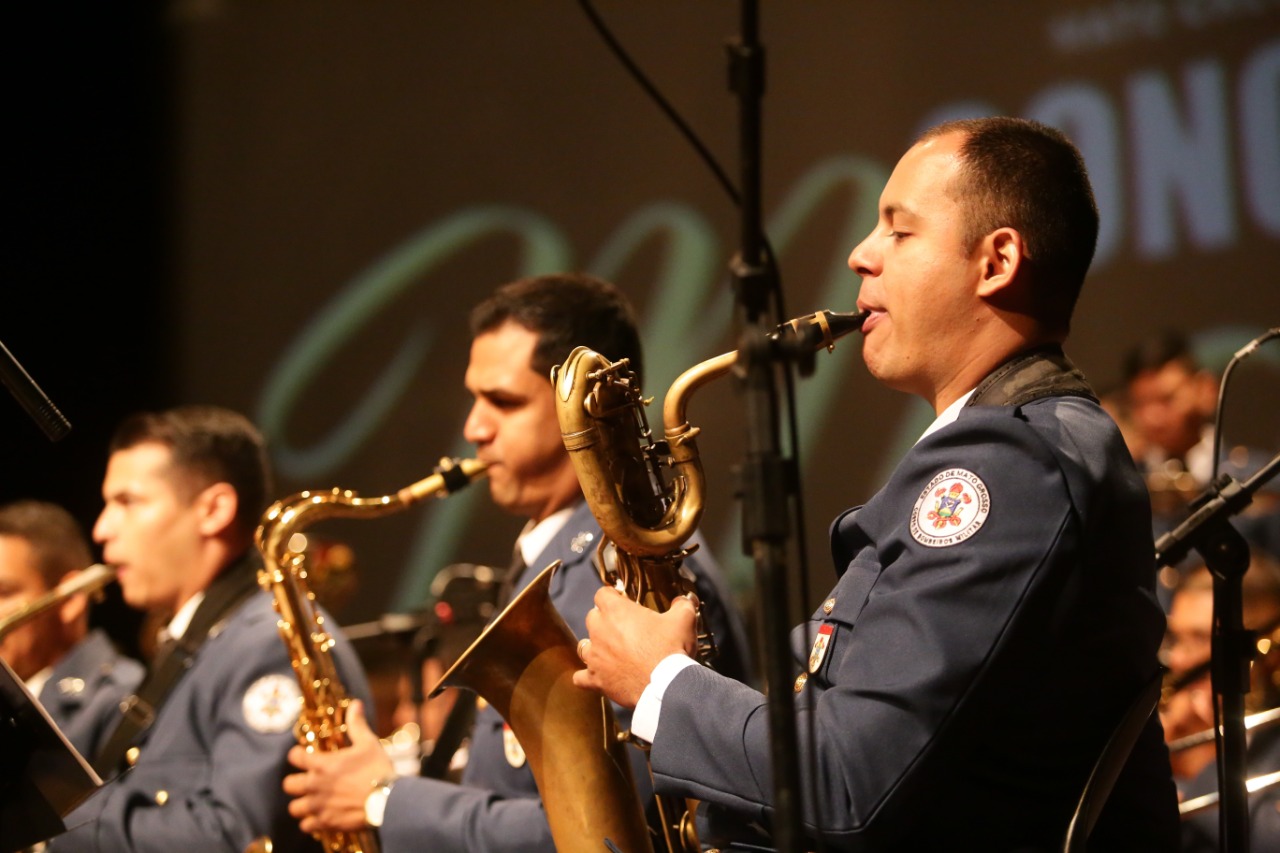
[975,227,1025,301]
[194,482,240,538]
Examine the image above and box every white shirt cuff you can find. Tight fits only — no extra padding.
[629,653,698,744]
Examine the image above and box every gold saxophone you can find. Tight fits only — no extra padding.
[0,563,116,639]
[254,457,488,853]
[551,309,867,852]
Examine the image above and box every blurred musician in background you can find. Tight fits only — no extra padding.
[1123,330,1224,509]
[1161,557,1280,850]
[284,273,752,851]
[0,499,143,759]
[47,405,372,853]
[574,117,1180,849]
[1122,329,1280,602]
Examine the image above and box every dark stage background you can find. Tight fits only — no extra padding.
[5,1,1278,658]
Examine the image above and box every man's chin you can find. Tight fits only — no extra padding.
[119,587,150,611]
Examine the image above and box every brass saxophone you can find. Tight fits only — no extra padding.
[551,309,867,852]
[254,457,488,853]
[431,560,655,853]
[0,563,116,639]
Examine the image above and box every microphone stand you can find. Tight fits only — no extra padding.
[726,3,805,850]
[1155,453,1280,853]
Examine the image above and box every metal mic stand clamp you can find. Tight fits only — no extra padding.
[1156,455,1280,853]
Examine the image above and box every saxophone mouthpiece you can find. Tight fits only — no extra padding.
[770,309,869,352]
[397,458,490,504]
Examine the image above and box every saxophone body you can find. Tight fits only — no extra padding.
[254,458,488,853]
[0,563,116,639]
[551,309,866,852]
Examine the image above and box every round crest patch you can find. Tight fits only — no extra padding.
[503,722,527,768]
[909,468,990,548]
[241,673,302,734]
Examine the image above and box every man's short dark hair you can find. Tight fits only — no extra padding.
[1121,329,1200,385]
[0,500,93,588]
[109,406,272,538]
[469,273,644,384]
[920,116,1099,334]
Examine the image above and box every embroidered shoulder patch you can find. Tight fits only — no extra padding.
[503,722,527,768]
[242,673,302,734]
[910,468,990,547]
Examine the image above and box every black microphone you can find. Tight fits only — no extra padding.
[0,338,71,441]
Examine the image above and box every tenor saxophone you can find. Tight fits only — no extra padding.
[254,457,488,853]
[551,309,867,852]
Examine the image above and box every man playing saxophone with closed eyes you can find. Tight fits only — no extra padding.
[283,273,753,852]
[574,118,1182,850]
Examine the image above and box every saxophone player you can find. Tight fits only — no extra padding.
[46,405,373,853]
[284,274,752,851]
[0,499,143,760]
[574,118,1181,849]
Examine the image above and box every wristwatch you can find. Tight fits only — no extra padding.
[364,776,396,828]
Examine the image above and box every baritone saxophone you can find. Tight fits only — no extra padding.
[254,457,488,853]
[551,309,867,853]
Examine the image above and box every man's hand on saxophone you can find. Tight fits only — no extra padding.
[284,699,395,835]
[573,589,700,711]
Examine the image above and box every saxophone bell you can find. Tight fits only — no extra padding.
[430,561,655,852]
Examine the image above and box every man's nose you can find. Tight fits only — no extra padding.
[92,508,113,544]
[847,233,877,277]
[463,403,492,444]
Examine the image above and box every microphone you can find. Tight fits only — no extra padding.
[0,338,72,441]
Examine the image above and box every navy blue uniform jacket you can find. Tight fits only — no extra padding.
[40,629,144,761]
[379,499,750,852]
[650,391,1180,850]
[49,589,372,852]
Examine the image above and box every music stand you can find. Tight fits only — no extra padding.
[0,656,101,852]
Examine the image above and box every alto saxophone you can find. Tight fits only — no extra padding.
[551,309,867,852]
[254,457,488,853]
[0,563,116,639]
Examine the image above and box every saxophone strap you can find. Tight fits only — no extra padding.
[966,344,1097,408]
[419,692,477,780]
[92,553,262,777]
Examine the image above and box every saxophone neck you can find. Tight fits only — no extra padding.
[662,309,867,437]
[0,563,116,639]
[255,458,489,567]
